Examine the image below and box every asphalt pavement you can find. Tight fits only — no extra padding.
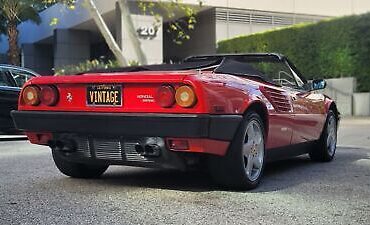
[0,118,369,224]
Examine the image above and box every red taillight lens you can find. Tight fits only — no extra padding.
[40,85,59,106]
[22,85,40,106]
[156,85,175,108]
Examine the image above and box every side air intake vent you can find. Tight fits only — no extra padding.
[260,87,292,112]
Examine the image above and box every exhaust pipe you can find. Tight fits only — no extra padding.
[135,144,144,154]
[144,144,161,157]
[134,137,164,157]
[134,144,161,157]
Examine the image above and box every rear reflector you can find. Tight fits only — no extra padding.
[25,132,53,145]
[40,85,59,106]
[168,139,189,150]
[22,85,40,106]
[166,138,230,156]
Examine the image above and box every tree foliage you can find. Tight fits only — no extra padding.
[137,0,201,44]
[54,58,120,75]
[218,13,370,92]
[0,0,45,65]
[0,0,51,30]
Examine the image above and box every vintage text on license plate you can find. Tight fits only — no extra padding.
[86,84,122,106]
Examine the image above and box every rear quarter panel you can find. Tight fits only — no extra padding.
[189,72,295,149]
[188,72,262,115]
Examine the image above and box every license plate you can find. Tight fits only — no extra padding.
[86,84,122,106]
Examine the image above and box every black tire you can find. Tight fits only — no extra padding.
[309,110,337,162]
[52,149,109,178]
[208,111,266,190]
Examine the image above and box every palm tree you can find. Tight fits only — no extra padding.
[0,0,43,65]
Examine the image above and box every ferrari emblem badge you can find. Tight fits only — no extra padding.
[66,92,73,102]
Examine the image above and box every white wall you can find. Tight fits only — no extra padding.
[180,0,370,16]
[323,77,357,116]
[119,15,163,64]
[353,93,370,116]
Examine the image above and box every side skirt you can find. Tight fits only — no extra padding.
[266,141,317,162]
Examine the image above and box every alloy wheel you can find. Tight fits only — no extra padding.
[243,120,264,181]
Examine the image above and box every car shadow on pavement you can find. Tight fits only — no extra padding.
[254,147,370,193]
[49,147,369,193]
[99,168,219,192]
[96,156,315,192]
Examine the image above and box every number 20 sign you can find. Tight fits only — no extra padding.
[137,26,159,40]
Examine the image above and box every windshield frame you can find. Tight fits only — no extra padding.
[203,54,308,90]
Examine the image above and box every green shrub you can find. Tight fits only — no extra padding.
[217,13,370,92]
[54,59,120,75]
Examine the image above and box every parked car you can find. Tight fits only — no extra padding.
[11,53,339,190]
[0,64,38,133]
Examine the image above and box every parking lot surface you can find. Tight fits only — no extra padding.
[0,118,369,225]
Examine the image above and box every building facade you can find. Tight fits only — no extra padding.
[0,0,369,74]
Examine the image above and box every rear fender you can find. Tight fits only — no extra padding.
[243,100,269,139]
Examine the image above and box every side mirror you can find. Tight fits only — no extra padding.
[311,79,326,91]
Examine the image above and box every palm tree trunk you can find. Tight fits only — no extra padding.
[84,0,128,67]
[7,21,20,66]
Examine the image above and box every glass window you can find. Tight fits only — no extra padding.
[248,61,299,89]
[9,69,35,87]
[0,71,13,87]
[208,55,309,90]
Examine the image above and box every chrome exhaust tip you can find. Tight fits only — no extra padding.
[134,137,164,157]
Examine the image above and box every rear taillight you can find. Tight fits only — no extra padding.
[22,85,40,106]
[156,84,197,108]
[175,85,197,108]
[40,85,59,106]
[22,85,59,106]
[156,85,175,108]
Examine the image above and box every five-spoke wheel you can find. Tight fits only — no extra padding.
[309,110,338,162]
[208,111,266,190]
[243,120,264,182]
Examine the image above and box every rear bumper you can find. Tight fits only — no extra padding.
[11,110,242,141]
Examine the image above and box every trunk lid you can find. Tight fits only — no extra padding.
[22,71,206,113]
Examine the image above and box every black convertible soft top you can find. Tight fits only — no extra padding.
[81,53,285,83]
[81,59,220,74]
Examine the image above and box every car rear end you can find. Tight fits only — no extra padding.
[12,71,242,170]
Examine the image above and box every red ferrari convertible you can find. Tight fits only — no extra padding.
[11,53,339,189]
